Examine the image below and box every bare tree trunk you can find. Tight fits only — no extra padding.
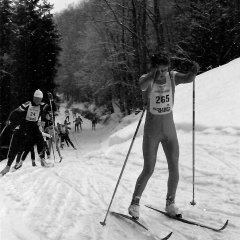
[153,0,164,50]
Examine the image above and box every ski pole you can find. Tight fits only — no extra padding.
[6,130,15,159]
[0,123,9,139]
[71,131,79,149]
[100,109,146,226]
[48,92,56,162]
[50,138,56,162]
[175,46,198,205]
[0,109,17,139]
[190,79,196,206]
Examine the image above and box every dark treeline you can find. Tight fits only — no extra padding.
[55,0,240,114]
[0,0,61,124]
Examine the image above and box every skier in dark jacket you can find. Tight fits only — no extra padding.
[0,89,56,176]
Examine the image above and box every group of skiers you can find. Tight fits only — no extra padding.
[0,89,78,176]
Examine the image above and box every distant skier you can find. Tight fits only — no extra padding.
[128,52,199,219]
[0,90,56,176]
[65,109,70,122]
[91,117,97,131]
[61,123,77,149]
[73,116,83,132]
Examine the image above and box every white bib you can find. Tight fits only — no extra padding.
[149,73,173,115]
[26,103,41,122]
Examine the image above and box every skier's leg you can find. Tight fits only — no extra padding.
[64,135,69,146]
[0,130,24,175]
[35,130,52,167]
[21,148,31,161]
[30,147,35,161]
[29,146,36,166]
[14,148,30,169]
[128,134,159,218]
[161,132,180,217]
[131,135,159,201]
[162,138,179,200]
[66,135,75,149]
[34,128,51,167]
[56,139,62,161]
[46,143,50,158]
[16,151,23,164]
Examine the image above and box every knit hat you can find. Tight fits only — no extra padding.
[34,89,43,98]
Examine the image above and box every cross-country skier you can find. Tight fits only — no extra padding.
[61,123,77,149]
[128,52,199,219]
[0,89,56,176]
[73,116,83,132]
[91,117,97,130]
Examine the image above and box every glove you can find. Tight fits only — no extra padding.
[189,61,200,74]
[47,92,53,101]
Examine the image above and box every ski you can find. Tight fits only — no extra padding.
[111,211,173,240]
[145,205,228,232]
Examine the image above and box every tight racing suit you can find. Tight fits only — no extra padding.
[132,71,179,201]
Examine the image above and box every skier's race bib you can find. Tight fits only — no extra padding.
[149,80,173,115]
[26,105,41,122]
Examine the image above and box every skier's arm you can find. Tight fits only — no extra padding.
[139,70,156,91]
[42,132,51,138]
[43,101,56,112]
[6,103,29,125]
[175,62,199,85]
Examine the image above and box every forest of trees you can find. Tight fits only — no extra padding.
[0,0,61,124]
[55,0,240,114]
[1,0,240,124]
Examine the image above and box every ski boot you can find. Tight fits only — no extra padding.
[0,166,10,176]
[40,158,53,168]
[32,160,36,167]
[165,196,182,218]
[128,203,140,220]
[14,160,23,170]
[128,196,140,220]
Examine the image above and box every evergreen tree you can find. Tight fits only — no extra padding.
[0,0,14,123]
[0,0,61,124]
[12,0,61,103]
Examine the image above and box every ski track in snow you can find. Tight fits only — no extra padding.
[0,100,240,240]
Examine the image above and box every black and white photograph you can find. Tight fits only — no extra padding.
[0,0,239,239]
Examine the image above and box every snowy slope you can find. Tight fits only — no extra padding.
[174,58,240,128]
[0,59,240,240]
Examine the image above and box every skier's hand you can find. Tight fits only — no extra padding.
[189,61,200,74]
[47,92,53,101]
[153,69,160,82]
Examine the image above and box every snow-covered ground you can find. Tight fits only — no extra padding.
[0,59,240,240]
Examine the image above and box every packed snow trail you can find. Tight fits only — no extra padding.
[0,113,239,240]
